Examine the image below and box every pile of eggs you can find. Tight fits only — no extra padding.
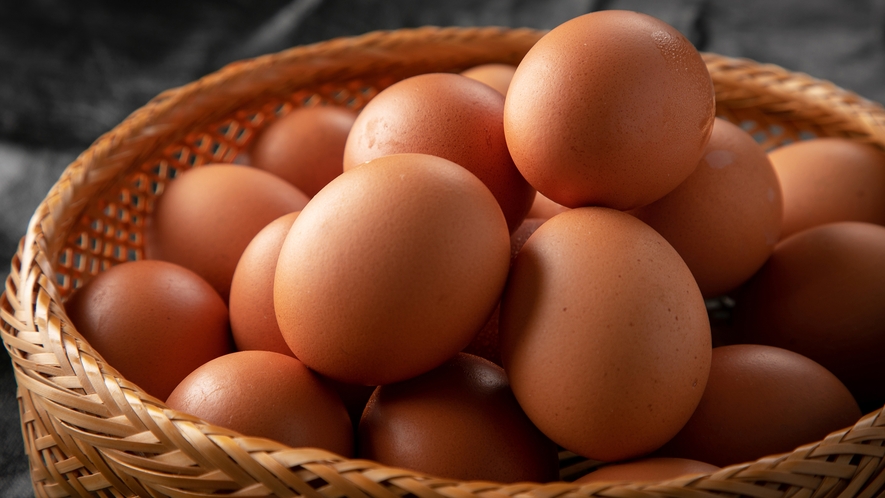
[63,10,885,484]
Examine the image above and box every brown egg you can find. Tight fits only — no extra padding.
[166,351,353,456]
[229,211,300,356]
[575,458,719,484]
[250,105,357,197]
[64,260,232,400]
[655,345,861,467]
[504,10,715,210]
[460,63,517,95]
[630,118,783,298]
[358,353,559,483]
[499,207,711,462]
[343,72,534,232]
[730,221,885,409]
[768,137,885,239]
[274,153,511,386]
[144,164,309,302]
[463,217,547,366]
[527,191,570,220]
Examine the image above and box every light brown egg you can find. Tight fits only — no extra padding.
[499,207,711,462]
[460,63,517,95]
[229,211,300,356]
[64,260,232,401]
[504,10,715,210]
[166,351,353,456]
[730,221,885,409]
[654,345,861,467]
[250,105,356,197]
[768,137,885,239]
[144,164,309,302]
[575,458,719,484]
[527,191,570,220]
[274,153,511,386]
[358,353,559,483]
[343,72,534,232]
[630,118,783,298]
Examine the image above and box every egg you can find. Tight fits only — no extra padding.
[342,72,535,232]
[357,353,559,483]
[229,211,300,356]
[274,153,511,386]
[64,260,232,401]
[166,351,353,456]
[768,137,885,239]
[504,10,715,210]
[575,458,719,484]
[462,217,547,366]
[250,105,357,197]
[729,221,885,409]
[654,345,861,467]
[629,118,783,298]
[526,191,570,220]
[460,63,517,95]
[144,164,309,302]
[499,207,711,462]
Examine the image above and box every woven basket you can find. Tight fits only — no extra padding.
[3,25,885,498]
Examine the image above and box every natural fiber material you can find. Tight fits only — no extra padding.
[2,26,885,498]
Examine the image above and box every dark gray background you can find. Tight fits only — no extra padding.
[2,1,884,496]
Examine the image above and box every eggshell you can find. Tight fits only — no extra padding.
[504,10,715,210]
[729,221,885,409]
[460,63,517,95]
[250,105,356,197]
[144,164,309,302]
[575,458,719,484]
[527,191,570,220]
[499,207,711,462]
[229,211,300,356]
[629,118,783,298]
[166,351,353,456]
[654,345,861,467]
[343,72,534,232]
[358,353,559,483]
[64,260,232,400]
[274,153,511,386]
[768,137,885,239]
[464,217,548,366]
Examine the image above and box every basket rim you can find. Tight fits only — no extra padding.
[3,24,885,498]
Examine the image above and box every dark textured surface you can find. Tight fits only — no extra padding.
[2,1,884,496]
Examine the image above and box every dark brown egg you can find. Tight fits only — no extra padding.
[730,221,885,409]
[343,72,535,232]
[250,105,356,197]
[166,351,353,456]
[274,154,510,386]
[575,458,719,484]
[64,260,232,401]
[144,164,309,302]
[358,353,559,483]
[768,137,885,239]
[499,207,711,462]
[505,10,715,210]
[630,118,783,298]
[229,211,300,356]
[655,345,861,467]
